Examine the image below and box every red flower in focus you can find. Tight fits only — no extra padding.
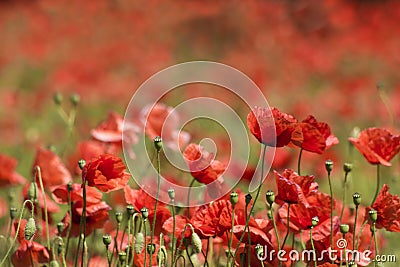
[274,169,318,205]
[32,147,72,188]
[0,154,25,187]
[11,219,50,267]
[183,143,226,184]
[247,107,303,147]
[367,184,400,232]
[191,199,234,237]
[52,183,103,205]
[348,127,400,166]
[296,115,339,154]
[140,103,190,150]
[82,154,130,193]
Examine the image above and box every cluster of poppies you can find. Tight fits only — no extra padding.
[0,103,400,267]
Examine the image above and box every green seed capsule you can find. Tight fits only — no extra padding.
[353,192,361,206]
[141,207,149,220]
[369,209,378,222]
[116,212,123,223]
[103,234,112,246]
[78,159,86,170]
[53,92,63,105]
[265,190,275,205]
[147,243,155,254]
[325,160,333,173]
[9,207,17,220]
[70,93,80,106]
[340,224,349,234]
[50,260,60,267]
[230,192,239,206]
[168,188,175,200]
[343,163,353,173]
[154,136,163,152]
[311,216,319,227]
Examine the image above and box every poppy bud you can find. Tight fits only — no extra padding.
[168,188,175,201]
[369,209,378,222]
[70,93,80,106]
[118,251,127,263]
[57,222,65,235]
[103,234,112,246]
[134,232,144,254]
[28,182,38,201]
[348,261,356,267]
[141,207,148,220]
[126,204,135,216]
[25,217,36,241]
[245,193,252,206]
[154,136,163,152]
[116,212,123,223]
[340,224,349,234]
[325,160,333,174]
[53,92,63,105]
[311,216,319,227]
[353,192,361,206]
[50,260,60,267]
[343,163,353,173]
[265,190,275,205]
[67,182,73,192]
[9,207,17,220]
[191,232,202,253]
[157,245,167,265]
[255,244,263,258]
[78,159,86,170]
[230,192,238,207]
[147,243,155,254]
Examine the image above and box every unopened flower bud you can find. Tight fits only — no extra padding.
[53,92,63,105]
[57,222,65,235]
[115,212,123,224]
[311,216,319,227]
[353,192,361,206]
[369,209,378,222]
[70,93,80,106]
[134,232,144,254]
[157,245,167,266]
[230,192,238,206]
[28,182,38,201]
[191,232,202,253]
[10,207,17,220]
[147,243,155,254]
[245,193,252,206]
[154,136,163,152]
[343,163,353,173]
[25,217,36,241]
[325,160,333,174]
[103,234,112,246]
[168,188,175,201]
[266,190,275,206]
[78,159,86,170]
[141,207,148,220]
[126,204,135,216]
[340,224,349,234]
[50,260,60,267]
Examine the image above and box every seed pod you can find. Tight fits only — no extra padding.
[9,207,17,220]
[103,234,112,246]
[255,244,263,258]
[325,160,333,173]
[134,232,144,254]
[265,190,275,205]
[369,209,378,222]
[147,243,155,254]
[78,159,86,170]
[118,251,127,264]
[168,188,175,201]
[311,216,319,227]
[343,163,353,173]
[57,222,65,235]
[116,212,123,224]
[230,192,238,206]
[340,224,349,234]
[141,207,148,220]
[191,232,202,253]
[53,92,63,105]
[126,204,135,216]
[353,192,361,206]
[70,93,80,106]
[154,136,163,152]
[245,193,252,206]
[25,217,36,241]
[50,260,60,267]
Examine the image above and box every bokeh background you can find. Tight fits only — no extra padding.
[1,0,400,265]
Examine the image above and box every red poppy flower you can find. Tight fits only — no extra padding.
[91,112,124,143]
[11,219,50,267]
[23,183,60,222]
[247,106,303,147]
[0,154,25,187]
[124,186,171,235]
[274,169,318,206]
[183,143,226,184]
[52,183,103,205]
[191,199,234,237]
[32,147,72,188]
[296,115,339,154]
[82,154,130,193]
[367,184,400,232]
[348,127,400,166]
[140,103,190,150]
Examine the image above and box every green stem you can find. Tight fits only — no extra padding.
[371,165,380,206]
[270,204,281,265]
[65,188,73,258]
[203,238,210,267]
[125,216,131,266]
[327,170,334,253]
[310,227,317,267]
[150,151,161,267]
[281,203,291,250]
[232,145,267,261]
[340,172,349,221]
[372,223,379,267]
[35,166,51,252]
[298,148,303,175]
[0,200,34,266]
[227,207,235,264]
[187,178,195,216]
[144,219,147,267]
[81,181,87,267]
[170,199,176,267]
[110,222,120,264]
[352,206,358,253]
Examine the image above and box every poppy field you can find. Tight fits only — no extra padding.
[1,1,400,267]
